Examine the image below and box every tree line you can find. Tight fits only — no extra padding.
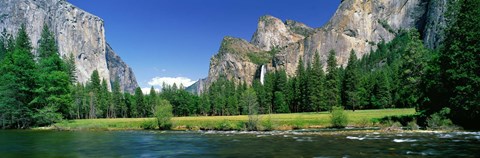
[0,0,477,129]
[0,25,75,129]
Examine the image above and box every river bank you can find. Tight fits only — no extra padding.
[40,108,415,131]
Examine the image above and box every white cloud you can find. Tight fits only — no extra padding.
[147,76,196,88]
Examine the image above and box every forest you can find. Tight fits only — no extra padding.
[0,0,478,129]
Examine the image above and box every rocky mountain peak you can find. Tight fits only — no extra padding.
[250,15,305,51]
[284,19,315,37]
[190,0,449,94]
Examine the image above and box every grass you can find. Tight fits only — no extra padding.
[52,108,415,131]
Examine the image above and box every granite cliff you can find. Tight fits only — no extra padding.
[190,0,449,94]
[0,0,138,92]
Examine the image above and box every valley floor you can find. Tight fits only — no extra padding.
[49,108,415,131]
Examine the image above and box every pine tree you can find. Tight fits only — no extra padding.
[309,52,325,112]
[112,79,124,118]
[434,0,480,129]
[147,86,157,117]
[302,64,313,111]
[0,29,9,61]
[87,70,101,119]
[273,91,289,113]
[325,50,340,110]
[273,69,289,113]
[344,50,360,111]
[295,58,306,112]
[263,72,275,113]
[98,79,110,118]
[64,53,77,83]
[372,71,391,109]
[73,83,85,119]
[32,24,72,121]
[252,80,266,114]
[398,30,430,108]
[285,77,296,112]
[124,92,134,118]
[0,25,38,128]
[134,87,145,117]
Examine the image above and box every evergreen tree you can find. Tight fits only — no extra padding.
[198,93,211,115]
[112,79,124,118]
[431,0,480,129]
[87,70,101,119]
[98,79,110,117]
[64,53,77,83]
[124,92,134,118]
[295,58,306,112]
[73,83,85,119]
[325,50,340,110]
[0,29,9,61]
[273,91,289,113]
[344,50,360,111]
[263,72,275,113]
[285,77,297,112]
[252,80,267,114]
[309,52,325,112]
[134,87,145,117]
[0,25,37,128]
[273,69,289,113]
[371,71,391,109]
[147,86,157,117]
[398,30,430,108]
[32,24,72,120]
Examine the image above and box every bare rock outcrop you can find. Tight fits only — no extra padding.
[106,43,138,93]
[0,0,138,92]
[193,0,449,93]
[250,15,306,51]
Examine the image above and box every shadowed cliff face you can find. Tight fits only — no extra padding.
[0,0,138,92]
[106,43,139,93]
[192,0,447,94]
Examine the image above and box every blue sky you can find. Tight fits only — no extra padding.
[68,0,340,91]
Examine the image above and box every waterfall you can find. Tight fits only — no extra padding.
[260,65,266,85]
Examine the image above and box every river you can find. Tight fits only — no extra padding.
[0,130,479,157]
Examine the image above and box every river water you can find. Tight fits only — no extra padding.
[0,130,479,157]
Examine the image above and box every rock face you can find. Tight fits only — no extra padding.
[193,0,448,93]
[250,15,306,51]
[208,36,262,85]
[0,0,138,92]
[185,78,207,95]
[106,43,138,93]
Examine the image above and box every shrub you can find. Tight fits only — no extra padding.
[292,116,304,129]
[407,120,420,130]
[330,106,348,128]
[214,119,236,131]
[357,118,371,128]
[155,100,173,130]
[141,120,157,130]
[378,115,416,126]
[261,116,274,131]
[426,108,457,130]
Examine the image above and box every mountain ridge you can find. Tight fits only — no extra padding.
[188,0,448,94]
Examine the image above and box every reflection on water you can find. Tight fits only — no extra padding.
[0,130,479,157]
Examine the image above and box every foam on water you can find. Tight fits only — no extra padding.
[393,139,418,143]
[346,136,365,140]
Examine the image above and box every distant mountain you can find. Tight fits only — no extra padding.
[188,0,448,94]
[0,0,138,92]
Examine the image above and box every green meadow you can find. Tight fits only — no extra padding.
[53,108,415,131]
